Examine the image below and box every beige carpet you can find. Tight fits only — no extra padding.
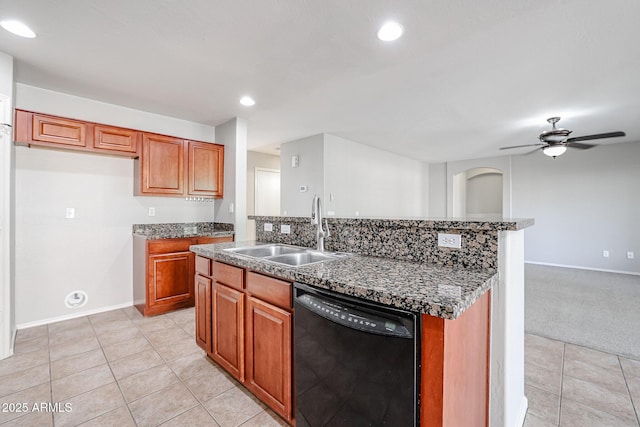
[524,263,640,360]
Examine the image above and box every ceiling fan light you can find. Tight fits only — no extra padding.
[542,145,567,157]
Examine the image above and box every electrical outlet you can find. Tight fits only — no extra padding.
[264,223,273,232]
[148,207,156,217]
[183,226,197,235]
[628,251,635,259]
[65,208,75,219]
[438,233,462,249]
[281,224,291,234]
[603,250,609,258]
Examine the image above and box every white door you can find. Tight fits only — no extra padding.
[247,168,280,241]
[255,168,280,216]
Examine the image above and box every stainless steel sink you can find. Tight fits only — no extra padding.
[225,244,304,258]
[224,244,349,267]
[266,251,337,266]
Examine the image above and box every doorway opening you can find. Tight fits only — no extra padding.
[247,167,280,240]
[452,167,503,217]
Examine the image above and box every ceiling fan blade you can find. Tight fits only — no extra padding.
[566,142,596,150]
[566,131,625,142]
[524,147,542,155]
[499,143,545,150]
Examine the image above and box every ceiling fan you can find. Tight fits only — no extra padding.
[500,117,626,158]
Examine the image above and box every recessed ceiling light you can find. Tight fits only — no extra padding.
[0,20,36,38]
[377,21,403,41]
[240,96,255,106]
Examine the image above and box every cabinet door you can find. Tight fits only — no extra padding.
[140,133,185,195]
[195,274,212,352]
[32,113,87,148]
[187,141,224,197]
[246,296,293,421]
[146,251,194,315]
[212,282,245,381]
[94,124,139,154]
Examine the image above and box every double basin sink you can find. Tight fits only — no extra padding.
[224,243,350,267]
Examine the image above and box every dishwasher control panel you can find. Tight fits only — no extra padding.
[296,293,413,338]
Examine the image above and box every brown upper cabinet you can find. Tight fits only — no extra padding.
[138,133,185,195]
[135,137,224,198]
[187,141,224,197]
[14,109,140,157]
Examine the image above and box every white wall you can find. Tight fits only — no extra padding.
[280,133,427,218]
[512,141,640,274]
[324,134,426,218]
[14,85,218,327]
[280,134,324,216]
[214,117,248,241]
[428,162,447,217]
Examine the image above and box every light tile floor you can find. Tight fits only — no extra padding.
[524,334,640,427]
[1,306,638,426]
[0,306,287,427]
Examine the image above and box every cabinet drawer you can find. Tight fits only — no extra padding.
[246,272,292,309]
[148,238,192,254]
[213,261,244,290]
[32,113,87,147]
[94,124,139,153]
[195,255,212,276]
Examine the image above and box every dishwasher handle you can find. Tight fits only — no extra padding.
[295,291,413,338]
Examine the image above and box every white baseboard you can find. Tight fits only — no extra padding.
[525,261,640,276]
[16,301,134,330]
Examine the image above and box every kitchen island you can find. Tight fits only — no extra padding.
[191,216,533,427]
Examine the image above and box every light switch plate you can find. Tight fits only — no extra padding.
[65,208,75,219]
[264,223,273,232]
[281,224,291,234]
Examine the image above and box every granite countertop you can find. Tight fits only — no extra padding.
[133,222,234,240]
[190,241,497,320]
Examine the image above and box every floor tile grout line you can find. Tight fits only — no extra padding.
[557,343,565,427]
[46,323,54,427]
[618,355,640,427]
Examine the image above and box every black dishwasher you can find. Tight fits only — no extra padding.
[294,282,419,427]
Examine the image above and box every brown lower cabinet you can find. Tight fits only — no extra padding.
[194,258,294,424]
[133,235,233,316]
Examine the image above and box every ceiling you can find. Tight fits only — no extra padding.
[0,0,638,163]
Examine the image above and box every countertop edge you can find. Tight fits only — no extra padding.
[134,231,235,240]
[248,215,534,231]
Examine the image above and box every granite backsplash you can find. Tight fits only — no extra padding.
[250,216,533,272]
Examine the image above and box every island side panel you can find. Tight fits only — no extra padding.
[491,229,527,427]
[420,290,491,427]
[442,290,490,427]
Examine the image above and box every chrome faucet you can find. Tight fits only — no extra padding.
[311,194,330,251]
